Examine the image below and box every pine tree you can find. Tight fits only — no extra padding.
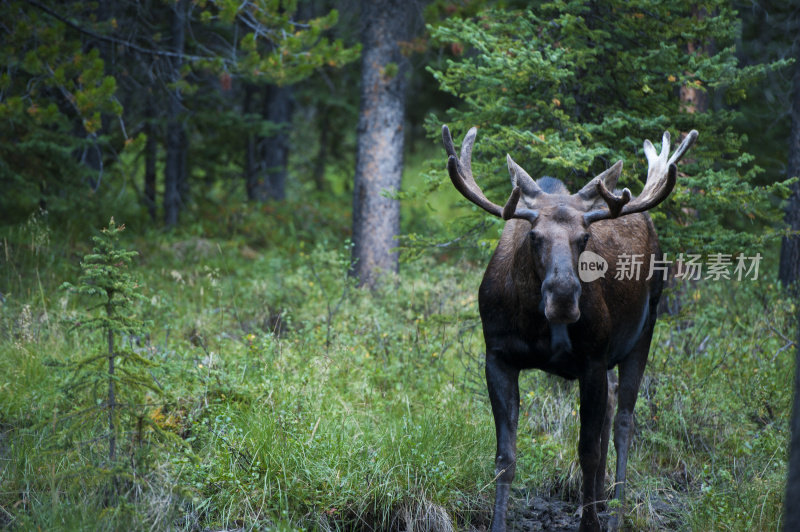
[0,1,361,227]
[61,218,159,499]
[427,1,793,256]
[0,1,123,223]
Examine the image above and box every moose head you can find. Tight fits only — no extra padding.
[442,125,698,325]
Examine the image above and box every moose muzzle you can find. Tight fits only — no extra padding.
[542,274,581,324]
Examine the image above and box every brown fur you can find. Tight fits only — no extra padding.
[442,125,696,532]
[478,183,663,532]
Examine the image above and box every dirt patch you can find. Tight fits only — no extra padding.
[504,495,610,532]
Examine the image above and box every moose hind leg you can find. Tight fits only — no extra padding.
[578,361,609,532]
[486,351,521,532]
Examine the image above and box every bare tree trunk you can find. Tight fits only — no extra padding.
[350,0,412,288]
[783,39,800,532]
[779,49,800,286]
[164,0,187,226]
[144,93,157,221]
[266,85,292,200]
[177,126,188,204]
[244,83,256,200]
[246,84,294,201]
[314,108,329,191]
[82,0,112,190]
[786,312,800,531]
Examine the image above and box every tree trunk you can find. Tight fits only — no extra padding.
[81,0,112,190]
[244,83,256,200]
[164,0,187,226]
[786,312,800,531]
[779,48,800,286]
[177,126,189,204]
[144,93,157,221]
[350,0,412,288]
[107,323,116,464]
[314,108,329,192]
[783,40,800,532]
[246,84,293,201]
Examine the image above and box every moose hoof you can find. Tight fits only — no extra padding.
[607,512,621,531]
[578,514,601,532]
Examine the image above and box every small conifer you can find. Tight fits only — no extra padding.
[61,218,159,499]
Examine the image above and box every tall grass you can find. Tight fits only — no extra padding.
[0,207,794,530]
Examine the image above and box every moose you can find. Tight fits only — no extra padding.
[442,125,698,531]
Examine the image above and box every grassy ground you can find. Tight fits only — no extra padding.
[0,204,794,531]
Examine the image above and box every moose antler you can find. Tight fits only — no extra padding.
[584,130,698,224]
[442,125,538,222]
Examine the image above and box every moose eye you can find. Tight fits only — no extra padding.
[529,230,541,246]
[578,233,590,250]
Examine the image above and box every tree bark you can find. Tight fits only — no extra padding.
[314,108,329,192]
[786,311,800,531]
[164,0,187,226]
[779,47,800,286]
[81,0,112,190]
[246,84,294,201]
[350,0,412,288]
[144,93,157,221]
[784,38,800,532]
[106,316,116,464]
[244,83,257,199]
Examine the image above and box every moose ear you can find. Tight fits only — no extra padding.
[575,160,624,207]
[507,154,543,199]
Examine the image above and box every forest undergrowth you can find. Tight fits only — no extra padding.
[0,205,794,531]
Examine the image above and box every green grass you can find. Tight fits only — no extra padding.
[0,205,795,530]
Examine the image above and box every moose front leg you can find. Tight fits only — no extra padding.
[609,328,652,530]
[594,370,618,511]
[486,351,521,532]
[578,361,609,532]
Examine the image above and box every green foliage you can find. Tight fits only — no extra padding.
[217,2,361,85]
[0,0,362,229]
[425,2,794,255]
[62,218,146,337]
[0,1,124,223]
[142,0,361,218]
[733,0,798,187]
[635,280,793,530]
[0,204,795,529]
[58,218,163,505]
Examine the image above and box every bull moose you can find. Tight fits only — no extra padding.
[442,125,698,531]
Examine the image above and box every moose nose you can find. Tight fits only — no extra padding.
[542,274,581,324]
